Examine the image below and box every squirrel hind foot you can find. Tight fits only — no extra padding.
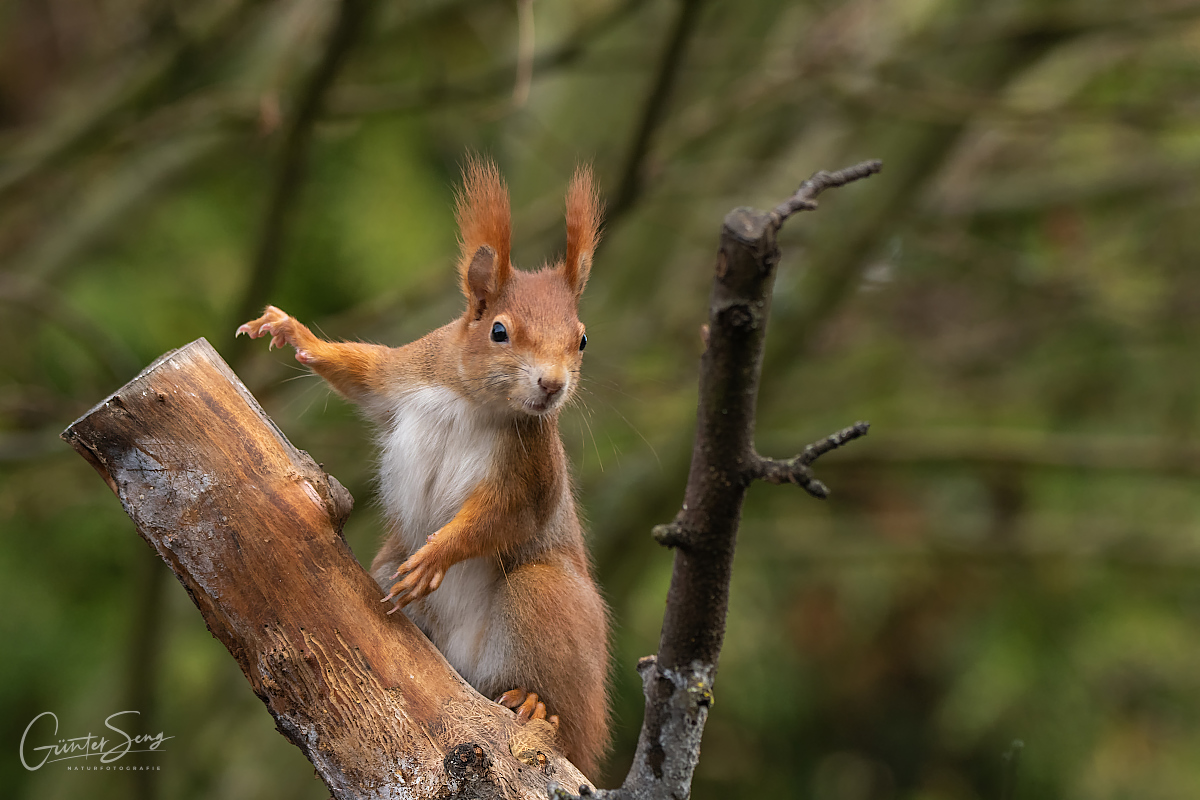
[500,688,561,771]
[495,687,559,729]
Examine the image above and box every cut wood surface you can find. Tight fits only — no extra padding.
[61,337,589,800]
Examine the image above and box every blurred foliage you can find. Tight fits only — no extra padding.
[5,0,1200,798]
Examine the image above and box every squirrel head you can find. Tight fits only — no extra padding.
[453,158,602,418]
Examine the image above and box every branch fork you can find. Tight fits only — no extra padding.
[748,420,872,499]
[654,420,871,547]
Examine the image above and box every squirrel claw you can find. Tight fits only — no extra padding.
[516,691,542,721]
[381,587,408,615]
[495,688,553,725]
[386,539,449,606]
[238,306,292,351]
[383,560,445,611]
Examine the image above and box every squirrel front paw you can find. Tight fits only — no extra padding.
[236,305,291,347]
[382,538,451,614]
[236,306,317,363]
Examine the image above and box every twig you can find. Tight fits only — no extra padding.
[770,161,883,226]
[786,427,1200,476]
[650,515,686,547]
[749,421,871,498]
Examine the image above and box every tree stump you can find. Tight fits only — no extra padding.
[61,337,588,800]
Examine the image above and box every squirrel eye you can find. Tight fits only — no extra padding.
[579,333,587,352]
[491,322,509,343]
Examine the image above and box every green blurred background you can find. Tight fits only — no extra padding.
[5,0,1200,798]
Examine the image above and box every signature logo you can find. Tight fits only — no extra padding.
[20,711,173,771]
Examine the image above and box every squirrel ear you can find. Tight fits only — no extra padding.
[456,157,512,317]
[562,164,602,298]
[465,245,497,318]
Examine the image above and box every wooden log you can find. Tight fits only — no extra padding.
[61,337,589,800]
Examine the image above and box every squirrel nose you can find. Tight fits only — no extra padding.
[538,376,564,397]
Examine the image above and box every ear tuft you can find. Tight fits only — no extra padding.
[456,156,512,315]
[563,164,603,298]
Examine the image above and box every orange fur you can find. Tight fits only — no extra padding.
[563,164,602,296]
[237,160,612,780]
[456,157,512,313]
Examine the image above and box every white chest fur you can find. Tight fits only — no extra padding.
[377,386,507,683]
[378,385,499,547]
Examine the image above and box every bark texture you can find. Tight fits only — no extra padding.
[61,338,589,800]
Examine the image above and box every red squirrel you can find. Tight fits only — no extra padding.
[236,158,610,777]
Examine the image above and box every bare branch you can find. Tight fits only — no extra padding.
[749,421,871,498]
[770,160,883,226]
[576,164,877,800]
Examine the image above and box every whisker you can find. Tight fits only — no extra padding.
[290,382,329,418]
[607,432,622,468]
[606,402,660,468]
[513,418,527,454]
[579,406,604,473]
